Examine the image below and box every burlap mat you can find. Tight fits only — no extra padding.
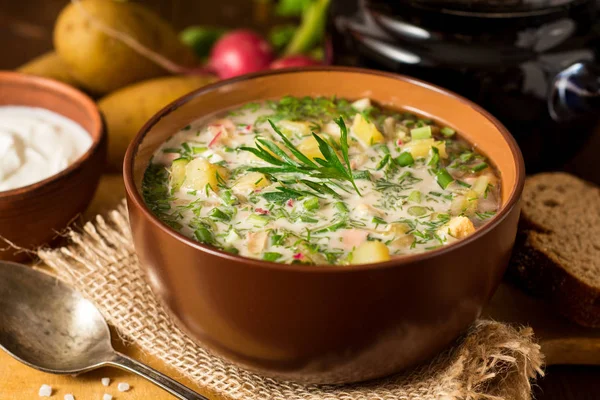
[38,202,544,400]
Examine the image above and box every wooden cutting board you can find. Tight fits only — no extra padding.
[1,174,600,399]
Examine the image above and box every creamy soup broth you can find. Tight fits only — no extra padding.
[143,96,500,265]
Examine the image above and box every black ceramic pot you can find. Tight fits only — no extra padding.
[330,0,600,174]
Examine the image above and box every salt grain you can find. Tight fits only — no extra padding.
[101,377,110,387]
[38,384,53,397]
[117,382,130,392]
[64,394,75,400]
[102,394,112,400]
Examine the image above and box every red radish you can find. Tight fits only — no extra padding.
[208,131,223,148]
[270,55,321,70]
[209,30,274,79]
[208,126,226,147]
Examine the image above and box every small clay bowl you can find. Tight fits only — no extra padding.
[124,67,525,384]
[0,72,106,261]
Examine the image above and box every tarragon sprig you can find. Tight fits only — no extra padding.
[240,117,361,196]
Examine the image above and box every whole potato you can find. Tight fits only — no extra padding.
[98,74,216,172]
[54,0,198,94]
[17,51,80,88]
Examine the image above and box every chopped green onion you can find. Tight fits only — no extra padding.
[440,127,456,137]
[460,152,474,162]
[299,215,319,223]
[472,175,490,196]
[476,211,496,220]
[410,126,432,140]
[407,206,427,216]
[408,190,422,204]
[376,154,391,170]
[225,229,240,244]
[209,208,231,222]
[303,197,320,211]
[376,143,391,155]
[263,252,282,262]
[314,220,347,234]
[436,169,454,189]
[437,213,451,221]
[247,214,270,227]
[194,227,214,244]
[270,233,284,246]
[220,189,239,206]
[352,170,372,180]
[395,152,414,167]
[334,201,349,214]
[372,216,387,226]
[192,146,207,154]
[471,162,489,172]
[428,146,440,168]
[456,180,472,188]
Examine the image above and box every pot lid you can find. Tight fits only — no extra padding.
[374,0,587,16]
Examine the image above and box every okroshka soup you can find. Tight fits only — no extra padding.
[142,96,500,266]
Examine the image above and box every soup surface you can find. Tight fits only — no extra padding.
[143,96,500,265]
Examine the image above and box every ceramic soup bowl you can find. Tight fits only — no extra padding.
[124,68,525,384]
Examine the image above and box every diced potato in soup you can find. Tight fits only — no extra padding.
[143,96,501,265]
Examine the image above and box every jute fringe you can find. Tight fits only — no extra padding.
[38,202,544,400]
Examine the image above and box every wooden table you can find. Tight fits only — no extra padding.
[2,1,600,398]
[2,174,600,399]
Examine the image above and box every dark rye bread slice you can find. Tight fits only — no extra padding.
[509,172,600,328]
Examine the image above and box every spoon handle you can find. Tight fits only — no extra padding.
[108,352,209,400]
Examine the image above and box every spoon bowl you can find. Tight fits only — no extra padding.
[0,261,207,400]
[0,261,112,373]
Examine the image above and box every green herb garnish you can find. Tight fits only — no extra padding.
[209,208,231,222]
[435,169,454,189]
[194,226,214,244]
[303,197,320,211]
[263,252,283,262]
[472,162,488,172]
[241,118,361,196]
[408,206,427,216]
[441,127,456,137]
[395,152,414,167]
[410,126,432,140]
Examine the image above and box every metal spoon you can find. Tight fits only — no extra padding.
[0,261,207,400]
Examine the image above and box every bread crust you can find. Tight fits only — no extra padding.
[510,231,600,327]
[509,173,600,328]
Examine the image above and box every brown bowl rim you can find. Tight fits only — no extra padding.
[0,71,104,200]
[124,66,525,273]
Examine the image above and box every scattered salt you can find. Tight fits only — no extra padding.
[103,394,112,400]
[38,384,53,397]
[117,382,130,392]
[64,394,75,400]
[101,377,110,387]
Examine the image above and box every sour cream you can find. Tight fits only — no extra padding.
[0,106,92,191]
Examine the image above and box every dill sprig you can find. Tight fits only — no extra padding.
[240,118,361,196]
